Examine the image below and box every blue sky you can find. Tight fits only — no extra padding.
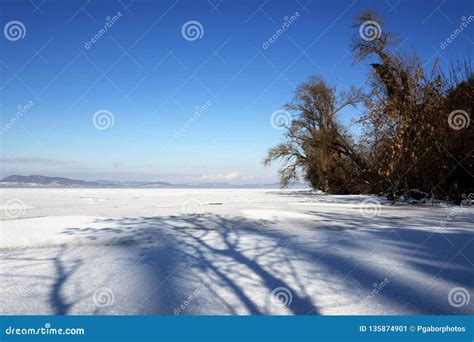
[1,0,473,183]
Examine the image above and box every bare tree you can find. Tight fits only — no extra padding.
[264,76,367,192]
[266,11,473,202]
[353,11,473,202]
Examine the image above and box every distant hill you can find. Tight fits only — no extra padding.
[0,175,103,188]
[0,175,308,189]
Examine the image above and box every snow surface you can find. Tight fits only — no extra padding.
[0,189,472,315]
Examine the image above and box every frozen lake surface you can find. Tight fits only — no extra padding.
[1,189,473,315]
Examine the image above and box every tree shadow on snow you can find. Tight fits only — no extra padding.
[60,214,321,315]
[55,211,473,315]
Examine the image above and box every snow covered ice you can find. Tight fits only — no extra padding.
[0,189,473,315]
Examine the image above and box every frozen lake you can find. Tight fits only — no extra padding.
[1,189,473,315]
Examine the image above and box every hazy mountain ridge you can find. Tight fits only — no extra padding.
[1,175,103,188]
[0,175,307,189]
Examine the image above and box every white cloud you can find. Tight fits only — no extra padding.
[200,171,240,182]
